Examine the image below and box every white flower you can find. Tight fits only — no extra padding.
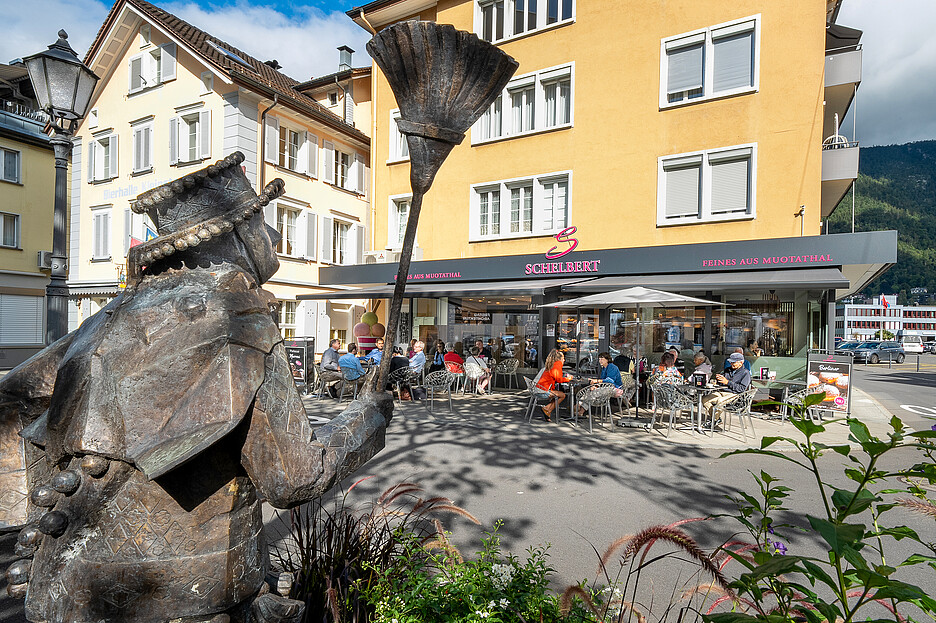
[499,598,510,609]
[489,563,515,590]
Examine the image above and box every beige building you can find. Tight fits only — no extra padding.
[0,64,55,368]
[68,0,374,352]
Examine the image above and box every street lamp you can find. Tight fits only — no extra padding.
[23,30,99,344]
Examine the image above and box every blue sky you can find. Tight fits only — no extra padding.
[3,0,934,146]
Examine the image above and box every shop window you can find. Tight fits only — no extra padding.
[471,171,570,241]
[87,134,118,182]
[131,120,153,173]
[661,16,758,107]
[1,148,21,183]
[279,300,297,339]
[477,0,573,43]
[389,110,409,162]
[1,212,20,248]
[128,43,176,94]
[91,205,111,260]
[170,109,211,165]
[474,63,573,144]
[658,143,755,226]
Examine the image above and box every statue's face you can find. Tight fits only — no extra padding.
[236,216,280,284]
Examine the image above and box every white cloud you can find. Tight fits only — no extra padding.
[837,0,936,146]
[0,0,110,64]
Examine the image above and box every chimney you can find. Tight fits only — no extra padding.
[338,46,354,72]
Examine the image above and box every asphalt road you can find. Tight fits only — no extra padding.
[849,352,936,431]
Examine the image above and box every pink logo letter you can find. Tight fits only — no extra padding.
[546,226,578,259]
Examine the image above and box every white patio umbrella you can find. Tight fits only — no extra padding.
[541,287,727,418]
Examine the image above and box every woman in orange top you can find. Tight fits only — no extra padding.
[536,349,574,421]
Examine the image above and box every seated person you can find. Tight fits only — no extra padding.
[649,351,684,385]
[536,349,574,422]
[429,340,447,372]
[365,338,385,364]
[388,346,414,398]
[577,352,624,419]
[321,338,341,372]
[338,344,366,394]
[667,346,687,375]
[691,352,713,383]
[746,340,764,358]
[443,346,465,373]
[465,346,492,394]
[409,340,426,370]
[722,347,752,373]
[703,352,752,417]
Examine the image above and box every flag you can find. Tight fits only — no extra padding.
[882,297,889,309]
[145,225,157,241]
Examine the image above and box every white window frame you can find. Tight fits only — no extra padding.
[87,133,118,183]
[388,109,410,163]
[88,108,98,129]
[332,219,352,265]
[128,43,177,95]
[475,0,575,44]
[279,300,298,339]
[0,212,20,248]
[275,202,301,257]
[656,143,757,226]
[91,205,112,260]
[387,194,414,250]
[472,63,574,145]
[469,170,572,242]
[139,24,151,47]
[276,123,317,177]
[659,15,760,109]
[131,119,154,174]
[170,108,211,165]
[322,141,364,194]
[0,148,21,184]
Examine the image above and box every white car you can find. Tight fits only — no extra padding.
[900,335,925,354]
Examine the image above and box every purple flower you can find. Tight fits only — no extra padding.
[772,540,787,555]
[931,424,936,431]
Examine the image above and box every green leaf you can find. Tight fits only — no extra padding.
[741,554,805,582]
[807,516,864,556]
[719,448,808,469]
[872,580,936,609]
[704,614,761,623]
[801,559,839,592]
[908,430,936,439]
[813,602,843,623]
[791,417,826,437]
[899,553,936,567]
[804,392,827,408]
[760,436,784,449]
[877,525,922,542]
[849,418,872,443]
[831,487,878,517]
[813,443,852,456]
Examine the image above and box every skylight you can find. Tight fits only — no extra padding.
[207,40,255,72]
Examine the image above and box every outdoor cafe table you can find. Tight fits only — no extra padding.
[752,378,806,419]
[559,371,597,423]
[676,384,720,434]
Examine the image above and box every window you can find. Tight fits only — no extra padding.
[264,117,318,177]
[279,300,297,339]
[91,206,111,259]
[328,91,339,106]
[0,294,44,346]
[657,144,756,226]
[276,205,299,256]
[333,220,350,264]
[320,216,363,265]
[280,127,301,171]
[170,109,211,165]
[131,121,153,174]
[0,212,19,248]
[661,16,758,107]
[124,208,156,255]
[389,110,409,162]
[477,0,573,43]
[88,108,98,129]
[470,171,571,241]
[1,148,20,183]
[139,24,151,46]
[128,43,176,94]
[473,63,573,144]
[322,141,364,193]
[87,134,118,182]
[389,196,412,248]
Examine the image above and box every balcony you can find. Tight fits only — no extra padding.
[0,98,50,142]
[824,46,862,138]
[821,142,859,218]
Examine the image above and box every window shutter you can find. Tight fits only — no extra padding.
[355,223,365,264]
[306,212,317,258]
[321,216,333,263]
[103,212,111,258]
[666,43,703,94]
[124,208,132,255]
[355,153,365,194]
[0,295,44,346]
[710,157,750,214]
[129,56,143,92]
[143,126,151,170]
[264,117,278,164]
[87,140,95,182]
[160,43,177,82]
[133,128,142,172]
[264,202,276,228]
[308,135,318,178]
[345,224,357,266]
[297,131,308,174]
[199,110,211,159]
[93,214,102,257]
[387,203,396,249]
[108,135,118,178]
[169,117,179,164]
[323,141,334,184]
[713,31,754,92]
[664,164,701,218]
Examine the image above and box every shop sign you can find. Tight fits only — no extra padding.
[453,307,491,323]
[526,226,602,276]
[701,254,834,268]
[806,357,852,413]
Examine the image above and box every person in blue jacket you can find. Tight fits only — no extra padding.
[577,352,624,418]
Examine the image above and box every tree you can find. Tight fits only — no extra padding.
[874,328,894,340]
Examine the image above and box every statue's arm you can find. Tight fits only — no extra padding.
[240,343,392,508]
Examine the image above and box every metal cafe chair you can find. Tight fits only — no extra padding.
[423,370,456,413]
[463,361,486,395]
[337,368,366,402]
[574,383,616,433]
[523,376,560,423]
[493,357,520,391]
[387,367,412,404]
[713,387,758,441]
[444,361,466,393]
[649,382,694,437]
[313,364,343,400]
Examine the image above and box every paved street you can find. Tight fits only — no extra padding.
[848,353,936,431]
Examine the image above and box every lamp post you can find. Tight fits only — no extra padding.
[23,30,99,344]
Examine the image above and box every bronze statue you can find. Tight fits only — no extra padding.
[0,152,392,622]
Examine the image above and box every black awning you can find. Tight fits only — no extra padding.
[562,268,850,294]
[298,277,588,300]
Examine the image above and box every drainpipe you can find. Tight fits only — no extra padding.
[334,75,351,124]
[259,93,279,188]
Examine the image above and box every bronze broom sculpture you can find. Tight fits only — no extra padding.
[368,21,518,390]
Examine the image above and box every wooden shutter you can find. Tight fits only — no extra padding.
[133,127,142,172]
[108,135,118,178]
[710,156,750,214]
[354,153,365,194]
[713,30,754,92]
[124,208,132,255]
[143,126,151,170]
[321,216,333,263]
[199,110,211,159]
[355,223,365,264]
[129,55,143,92]
[264,116,278,164]
[160,43,177,82]
[264,202,276,229]
[308,134,318,178]
[306,213,317,258]
[666,41,703,94]
[663,161,701,218]
[169,117,179,164]
[323,141,334,184]
[87,140,95,182]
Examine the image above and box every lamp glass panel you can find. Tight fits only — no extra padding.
[48,61,80,118]
[25,57,50,110]
[73,69,97,118]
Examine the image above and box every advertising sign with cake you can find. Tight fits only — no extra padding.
[806,359,852,412]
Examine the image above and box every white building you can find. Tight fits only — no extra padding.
[836,295,936,340]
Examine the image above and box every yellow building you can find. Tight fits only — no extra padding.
[68,0,375,354]
[0,65,55,368]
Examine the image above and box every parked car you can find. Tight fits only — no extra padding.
[924,340,936,354]
[834,340,862,356]
[900,335,925,354]
[851,340,905,364]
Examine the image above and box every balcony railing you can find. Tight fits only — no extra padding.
[0,98,49,123]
